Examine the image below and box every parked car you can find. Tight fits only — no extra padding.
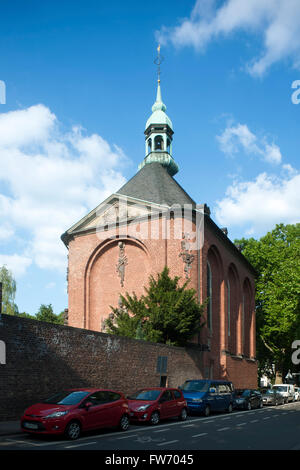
[21,388,130,440]
[127,387,187,425]
[261,389,285,406]
[272,384,295,404]
[233,389,263,410]
[294,387,300,402]
[180,379,234,416]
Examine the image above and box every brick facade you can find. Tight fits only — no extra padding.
[65,206,257,389]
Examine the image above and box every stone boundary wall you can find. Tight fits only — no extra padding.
[0,314,204,420]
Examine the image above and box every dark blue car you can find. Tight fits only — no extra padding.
[180,379,234,417]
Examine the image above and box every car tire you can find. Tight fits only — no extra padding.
[179,408,188,421]
[150,411,160,425]
[65,421,81,440]
[203,405,210,417]
[119,414,130,432]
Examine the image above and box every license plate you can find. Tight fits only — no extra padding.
[24,422,38,429]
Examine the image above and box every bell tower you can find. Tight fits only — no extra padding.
[139,45,179,176]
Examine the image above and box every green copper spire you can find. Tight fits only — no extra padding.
[139,46,179,177]
[151,81,166,113]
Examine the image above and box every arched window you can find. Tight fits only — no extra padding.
[167,138,171,153]
[147,138,152,154]
[154,135,163,151]
[207,261,212,331]
[242,278,252,357]
[227,279,230,337]
[227,265,239,355]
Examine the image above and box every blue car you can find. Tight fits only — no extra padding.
[180,379,234,417]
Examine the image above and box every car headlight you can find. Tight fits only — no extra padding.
[136,404,150,412]
[45,411,69,419]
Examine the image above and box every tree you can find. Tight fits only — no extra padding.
[36,304,64,325]
[0,265,18,315]
[235,223,300,382]
[104,267,204,346]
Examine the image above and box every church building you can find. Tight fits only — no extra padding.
[61,65,257,387]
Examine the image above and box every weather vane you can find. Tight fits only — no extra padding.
[154,44,164,83]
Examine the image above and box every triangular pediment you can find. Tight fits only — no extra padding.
[64,194,167,239]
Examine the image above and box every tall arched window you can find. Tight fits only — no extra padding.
[147,138,152,154]
[207,261,212,331]
[227,279,230,337]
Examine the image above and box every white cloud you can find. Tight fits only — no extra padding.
[0,224,14,241]
[214,171,300,235]
[158,0,300,76]
[217,122,282,164]
[0,104,128,277]
[0,254,32,277]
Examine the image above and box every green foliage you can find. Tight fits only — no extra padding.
[104,266,204,346]
[0,265,18,315]
[235,223,300,380]
[35,304,64,325]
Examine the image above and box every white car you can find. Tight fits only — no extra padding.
[272,384,295,404]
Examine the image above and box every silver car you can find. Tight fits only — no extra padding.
[262,389,285,406]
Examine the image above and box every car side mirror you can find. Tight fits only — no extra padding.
[84,401,93,409]
[209,388,216,394]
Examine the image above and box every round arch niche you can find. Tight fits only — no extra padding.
[86,237,150,332]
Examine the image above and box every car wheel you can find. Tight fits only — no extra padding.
[150,411,160,425]
[227,403,233,413]
[179,408,188,421]
[119,414,130,432]
[203,405,210,417]
[65,421,81,440]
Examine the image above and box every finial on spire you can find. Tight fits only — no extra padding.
[154,44,164,84]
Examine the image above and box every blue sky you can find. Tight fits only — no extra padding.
[0,0,299,316]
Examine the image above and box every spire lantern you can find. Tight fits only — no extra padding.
[139,45,179,177]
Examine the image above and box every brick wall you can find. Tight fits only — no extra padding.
[0,314,205,421]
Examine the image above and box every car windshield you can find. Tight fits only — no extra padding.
[128,390,161,401]
[181,381,210,392]
[42,391,90,405]
[263,390,274,395]
[273,386,287,392]
[235,389,250,397]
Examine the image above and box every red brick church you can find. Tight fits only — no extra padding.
[61,73,257,388]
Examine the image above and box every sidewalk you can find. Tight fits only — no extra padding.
[0,420,22,436]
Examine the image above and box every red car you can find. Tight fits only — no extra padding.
[21,388,130,440]
[127,387,188,425]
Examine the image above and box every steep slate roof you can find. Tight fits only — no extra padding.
[116,161,196,207]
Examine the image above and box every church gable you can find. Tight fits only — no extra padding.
[63,194,164,241]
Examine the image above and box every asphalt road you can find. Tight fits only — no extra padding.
[1,401,299,451]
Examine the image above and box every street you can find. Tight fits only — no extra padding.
[0,401,299,451]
